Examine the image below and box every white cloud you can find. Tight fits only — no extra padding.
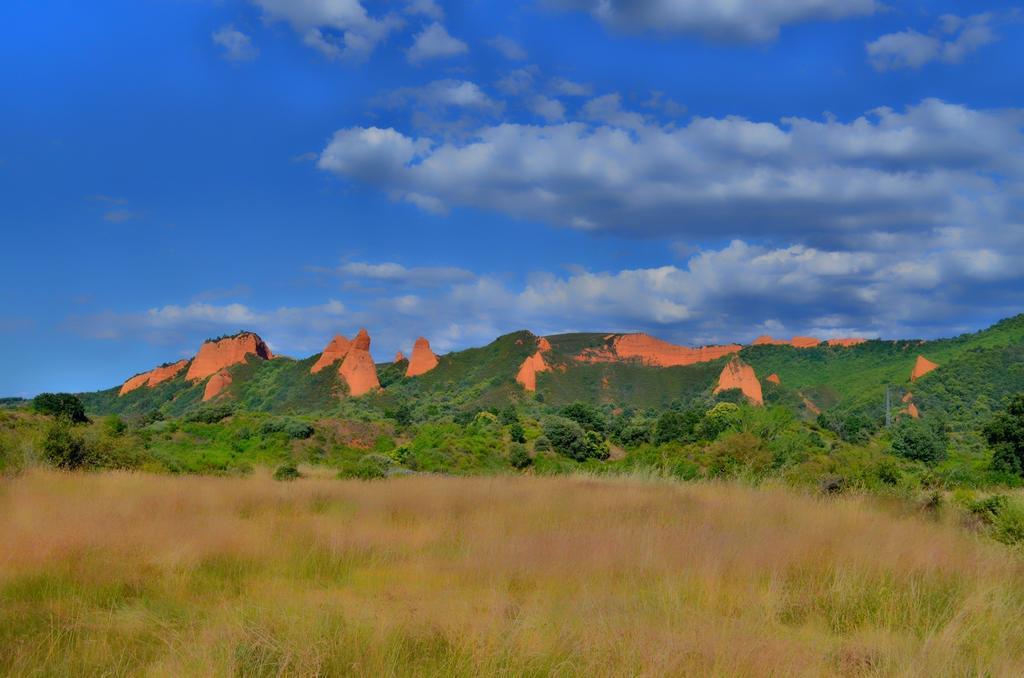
[529,95,566,122]
[867,13,999,71]
[212,25,259,61]
[334,261,476,285]
[407,22,468,63]
[548,0,878,42]
[405,0,443,20]
[251,0,403,60]
[548,77,592,97]
[316,98,1024,246]
[496,67,537,96]
[488,35,527,60]
[376,79,501,113]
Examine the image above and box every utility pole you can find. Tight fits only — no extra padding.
[885,385,892,428]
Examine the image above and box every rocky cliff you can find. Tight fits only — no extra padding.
[186,333,273,381]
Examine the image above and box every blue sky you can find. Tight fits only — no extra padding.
[1,0,1023,395]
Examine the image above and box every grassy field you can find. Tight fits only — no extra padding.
[2,472,1024,676]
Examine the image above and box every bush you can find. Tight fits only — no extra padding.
[542,416,608,461]
[508,421,526,444]
[984,394,1024,476]
[654,410,700,444]
[185,404,234,424]
[509,443,532,469]
[273,463,301,481]
[32,393,88,423]
[42,418,94,469]
[343,453,391,481]
[706,432,771,480]
[534,436,552,453]
[891,419,947,464]
[697,403,741,441]
[561,402,607,433]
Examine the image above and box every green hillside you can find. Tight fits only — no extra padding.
[75,315,1024,437]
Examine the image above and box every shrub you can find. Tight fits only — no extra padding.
[618,423,651,447]
[103,415,127,437]
[533,436,552,453]
[273,463,301,481]
[697,403,741,441]
[508,421,526,444]
[540,419,589,462]
[891,419,947,464]
[706,432,771,480]
[654,410,700,444]
[185,404,234,424]
[984,394,1024,476]
[32,393,88,423]
[508,443,532,469]
[343,453,391,481]
[561,402,607,433]
[42,418,94,469]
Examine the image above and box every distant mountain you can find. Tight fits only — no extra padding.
[78,314,1024,431]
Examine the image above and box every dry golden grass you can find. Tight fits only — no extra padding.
[2,470,1024,676]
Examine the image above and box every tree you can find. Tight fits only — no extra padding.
[32,393,88,424]
[560,402,607,433]
[41,418,93,469]
[541,416,608,461]
[508,421,526,443]
[696,402,741,441]
[508,443,532,469]
[984,394,1024,476]
[654,410,701,444]
[891,418,947,464]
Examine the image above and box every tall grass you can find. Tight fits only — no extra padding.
[2,471,1024,676]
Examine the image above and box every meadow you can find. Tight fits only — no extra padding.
[3,470,1024,676]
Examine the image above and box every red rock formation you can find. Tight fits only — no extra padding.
[119,359,189,396]
[789,336,821,348]
[203,369,232,401]
[766,373,781,385]
[713,358,763,406]
[827,338,867,347]
[339,328,380,396]
[516,336,552,392]
[186,333,273,381]
[406,337,439,377]
[901,392,914,404]
[394,351,407,363]
[910,355,939,381]
[577,333,741,367]
[753,335,787,346]
[907,402,920,419]
[800,394,821,415]
[311,335,352,374]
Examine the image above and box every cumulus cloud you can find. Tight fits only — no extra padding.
[528,95,566,122]
[407,22,468,63]
[251,0,403,61]
[332,261,476,285]
[375,79,501,113]
[548,77,592,97]
[488,35,527,60]
[548,0,878,42]
[867,13,999,71]
[212,25,259,61]
[73,231,1024,362]
[316,98,1024,247]
[405,0,443,20]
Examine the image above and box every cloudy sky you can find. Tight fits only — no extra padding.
[1,1,1023,395]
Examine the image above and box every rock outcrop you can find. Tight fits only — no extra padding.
[827,338,867,347]
[753,335,829,348]
[766,373,781,385]
[516,336,552,392]
[753,335,788,346]
[394,351,407,363]
[311,335,352,374]
[186,332,273,382]
[119,359,190,396]
[789,336,821,348]
[577,333,740,367]
[910,355,939,381]
[713,358,763,406]
[203,369,232,401]
[406,337,439,377]
[339,328,380,396]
